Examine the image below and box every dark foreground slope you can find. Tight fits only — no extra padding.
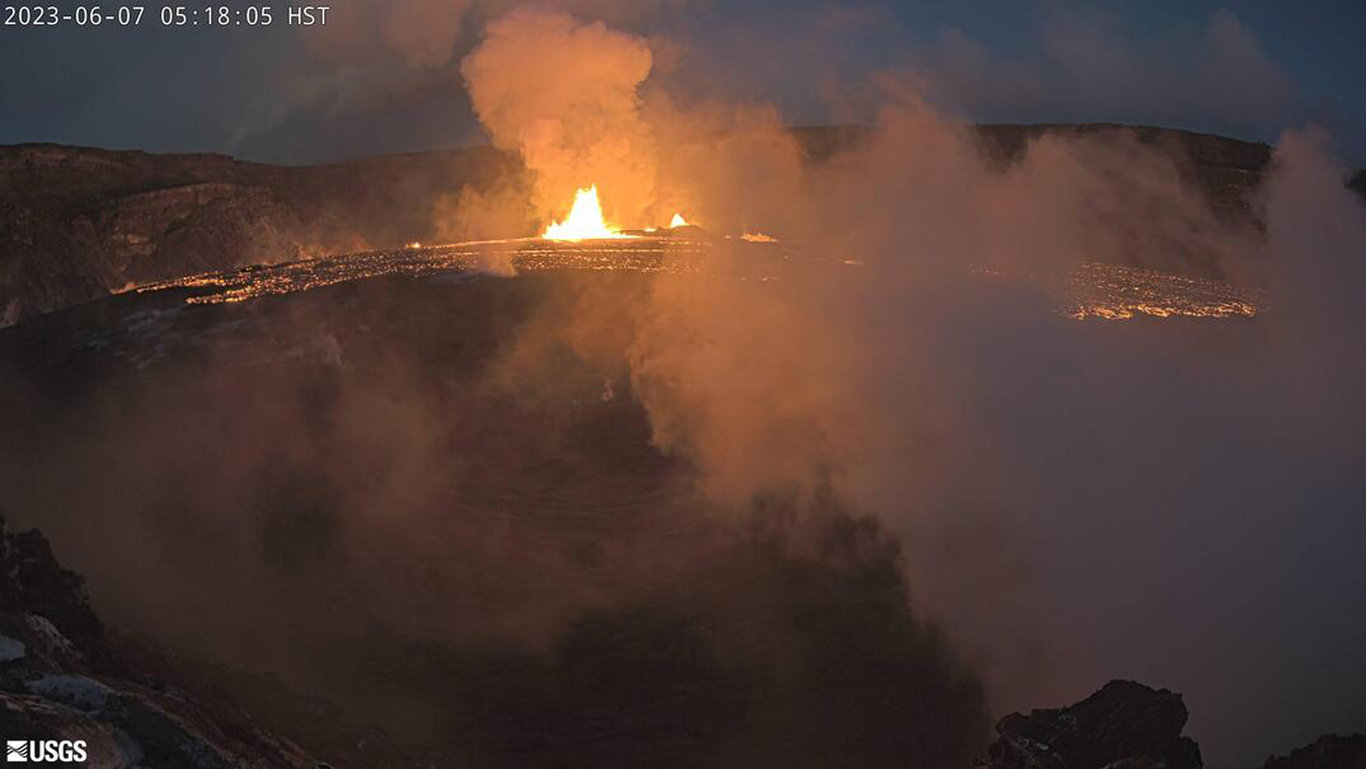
[0,262,1358,767]
[4,511,1360,768]
[0,513,318,768]
[0,269,986,768]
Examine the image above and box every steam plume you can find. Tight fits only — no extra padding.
[461,6,658,226]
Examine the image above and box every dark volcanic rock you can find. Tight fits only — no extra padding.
[0,516,105,664]
[982,680,1203,769]
[0,514,316,769]
[0,142,517,324]
[1262,734,1366,769]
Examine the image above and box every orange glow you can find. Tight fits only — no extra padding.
[741,232,776,242]
[670,213,688,228]
[542,185,633,241]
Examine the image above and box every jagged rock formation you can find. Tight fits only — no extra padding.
[1262,735,1366,769]
[980,681,1366,769]
[0,514,317,768]
[980,680,1203,769]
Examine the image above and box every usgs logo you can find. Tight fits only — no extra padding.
[5,740,87,763]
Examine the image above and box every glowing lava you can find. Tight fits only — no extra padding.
[542,185,632,241]
[670,213,688,228]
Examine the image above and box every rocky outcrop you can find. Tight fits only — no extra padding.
[0,514,317,768]
[0,142,517,324]
[0,518,105,666]
[980,681,1366,769]
[1261,734,1366,769]
[981,680,1203,769]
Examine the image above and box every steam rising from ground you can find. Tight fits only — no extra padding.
[627,109,1366,764]
[461,7,657,227]
[448,9,1366,762]
[1,5,1363,768]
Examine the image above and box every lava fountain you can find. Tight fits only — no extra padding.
[542,185,634,241]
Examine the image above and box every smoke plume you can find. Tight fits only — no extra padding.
[461,6,658,226]
[624,92,1366,766]
[1,6,1364,769]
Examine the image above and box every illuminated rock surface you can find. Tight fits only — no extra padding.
[136,237,1259,321]
[7,123,1350,324]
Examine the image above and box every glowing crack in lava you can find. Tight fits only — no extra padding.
[542,185,634,241]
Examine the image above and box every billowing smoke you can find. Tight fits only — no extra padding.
[456,21,1365,753]
[630,88,1260,507]
[0,5,1363,769]
[461,6,658,226]
[1261,127,1366,409]
[624,89,1366,766]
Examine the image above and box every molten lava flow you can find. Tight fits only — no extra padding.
[670,213,688,228]
[542,185,632,240]
[741,232,776,242]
